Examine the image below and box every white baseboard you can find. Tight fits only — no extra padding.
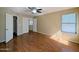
[69,40,79,44]
[37,31,51,36]
[0,40,5,43]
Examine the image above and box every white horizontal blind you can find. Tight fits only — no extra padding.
[61,13,76,33]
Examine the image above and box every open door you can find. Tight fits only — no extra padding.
[6,13,13,43]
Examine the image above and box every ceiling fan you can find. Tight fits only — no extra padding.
[28,7,42,14]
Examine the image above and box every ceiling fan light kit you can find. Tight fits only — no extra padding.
[28,7,42,14]
[32,9,37,14]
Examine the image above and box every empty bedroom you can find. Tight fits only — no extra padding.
[0,7,79,52]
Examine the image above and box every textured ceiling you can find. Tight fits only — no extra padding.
[7,7,73,16]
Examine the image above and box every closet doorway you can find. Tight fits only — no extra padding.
[13,16,17,37]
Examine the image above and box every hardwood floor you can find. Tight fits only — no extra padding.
[0,31,79,52]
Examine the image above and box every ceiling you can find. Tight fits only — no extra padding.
[8,7,73,17]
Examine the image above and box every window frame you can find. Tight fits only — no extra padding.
[61,13,77,34]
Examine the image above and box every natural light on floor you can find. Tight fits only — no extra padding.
[49,31,73,45]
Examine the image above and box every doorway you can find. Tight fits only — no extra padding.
[29,19,33,32]
[29,18,37,32]
[13,16,17,37]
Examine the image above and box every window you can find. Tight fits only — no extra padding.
[61,13,77,33]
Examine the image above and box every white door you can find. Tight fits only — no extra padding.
[33,19,37,32]
[23,18,29,33]
[6,13,13,43]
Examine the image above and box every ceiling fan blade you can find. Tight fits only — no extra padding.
[37,9,42,10]
[28,7,32,9]
[28,7,36,10]
[37,10,42,13]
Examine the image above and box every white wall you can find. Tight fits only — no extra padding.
[0,8,6,42]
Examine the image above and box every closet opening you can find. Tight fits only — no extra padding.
[13,16,17,38]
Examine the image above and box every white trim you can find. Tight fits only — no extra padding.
[37,31,51,36]
[0,40,5,43]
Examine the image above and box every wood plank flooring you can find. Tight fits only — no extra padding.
[0,32,79,52]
